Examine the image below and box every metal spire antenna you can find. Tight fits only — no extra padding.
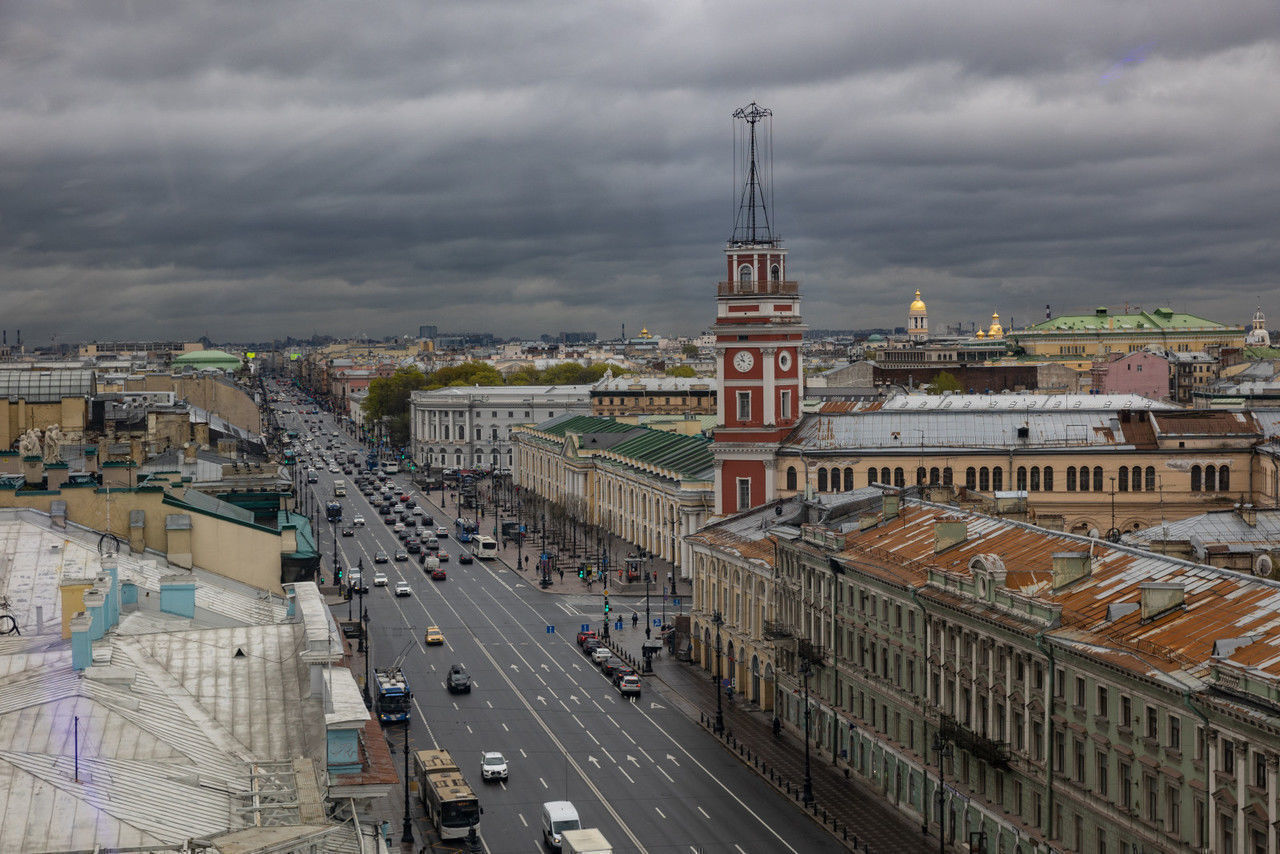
[731,102,775,246]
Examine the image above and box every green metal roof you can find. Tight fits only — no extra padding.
[531,414,713,480]
[1023,307,1238,333]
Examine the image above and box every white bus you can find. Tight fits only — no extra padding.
[471,535,498,560]
[414,749,481,840]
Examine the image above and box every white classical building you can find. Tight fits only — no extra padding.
[410,384,595,475]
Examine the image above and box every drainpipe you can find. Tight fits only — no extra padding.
[1034,629,1055,846]
[1183,689,1211,854]
[911,586,932,838]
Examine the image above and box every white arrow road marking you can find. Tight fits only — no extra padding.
[509,664,519,671]
[650,702,665,710]
[570,695,580,704]
[536,696,547,705]
[541,663,550,671]
[626,755,640,767]
[588,756,600,768]
[571,663,581,671]
[666,753,680,766]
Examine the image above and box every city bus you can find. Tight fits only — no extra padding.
[471,534,498,560]
[455,518,478,543]
[414,749,481,840]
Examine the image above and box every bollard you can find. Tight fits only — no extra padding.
[853,835,859,847]
[822,808,827,823]
[843,828,848,841]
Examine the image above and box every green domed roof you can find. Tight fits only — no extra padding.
[866,334,886,343]
[172,349,242,370]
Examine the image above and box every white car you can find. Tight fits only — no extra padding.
[373,572,389,586]
[412,506,426,516]
[328,465,340,474]
[352,515,366,526]
[481,751,508,781]
[591,646,613,664]
[394,581,412,597]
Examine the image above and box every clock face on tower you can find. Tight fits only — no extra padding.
[733,350,755,373]
[778,350,792,371]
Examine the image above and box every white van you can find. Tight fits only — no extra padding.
[541,801,580,850]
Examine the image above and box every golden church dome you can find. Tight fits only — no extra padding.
[909,290,927,312]
[987,311,1003,339]
[976,329,986,339]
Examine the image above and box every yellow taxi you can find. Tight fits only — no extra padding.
[424,625,444,646]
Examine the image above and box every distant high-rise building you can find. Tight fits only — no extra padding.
[560,331,597,345]
[418,325,438,340]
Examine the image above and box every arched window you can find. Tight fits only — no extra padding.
[770,264,780,282]
[943,467,954,487]
[1131,465,1142,492]
[737,264,752,291]
[965,467,976,489]
[1205,465,1217,492]
[1145,466,1156,491]
[1076,467,1087,492]
[1220,466,1230,491]
[894,467,905,487]
[1190,465,1202,492]
[1030,466,1041,491]
[817,468,828,492]
[882,467,891,484]
[1118,468,1128,492]
[844,467,854,490]
[917,467,927,486]
[1093,467,1104,492]
[868,467,878,484]
[785,466,797,491]
[1066,467,1076,492]
[979,467,990,491]
[992,467,1004,491]
[1016,466,1027,491]
[1044,466,1054,491]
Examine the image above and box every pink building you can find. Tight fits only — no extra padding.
[1089,350,1169,400]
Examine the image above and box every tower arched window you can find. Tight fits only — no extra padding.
[1131,465,1142,492]
[943,467,954,487]
[917,467,927,486]
[817,468,828,492]
[930,467,940,485]
[737,264,753,292]
[786,466,797,491]
[992,467,1003,491]
[881,467,891,484]
[770,264,780,283]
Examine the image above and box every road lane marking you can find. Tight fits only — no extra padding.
[502,723,509,732]
[619,767,635,784]
[539,777,547,789]
[518,813,527,827]
[697,806,709,819]
[638,746,654,763]
[655,807,666,819]
[621,730,635,745]
[657,765,673,783]
[586,731,599,745]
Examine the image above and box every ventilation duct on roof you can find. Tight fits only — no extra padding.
[1140,582,1185,622]
[1051,552,1092,590]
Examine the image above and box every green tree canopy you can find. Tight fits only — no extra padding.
[665,365,697,378]
[362,367,428,421]
[926,371,963,395]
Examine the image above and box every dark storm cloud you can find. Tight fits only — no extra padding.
[1,0,1277,342]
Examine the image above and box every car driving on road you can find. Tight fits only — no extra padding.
[372,571,388,586]
[394,580,411,597]
[446,664,471,694]
[481,751,508,782]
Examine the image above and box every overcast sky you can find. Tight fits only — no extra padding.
[2,1,1277,345]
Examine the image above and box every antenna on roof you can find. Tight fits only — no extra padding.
[731,102,775,245]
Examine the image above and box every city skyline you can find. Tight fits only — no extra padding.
[2,1,1277,343]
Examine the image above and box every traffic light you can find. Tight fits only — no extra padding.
[578,567,585,579]
[336,566,343,582]
[603,594,610,614]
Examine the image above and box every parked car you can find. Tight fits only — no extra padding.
[582,639,602,656]
[600,657,626,679]
[577,629,598,646]
[591,646,613,665]
[446,664,472,694]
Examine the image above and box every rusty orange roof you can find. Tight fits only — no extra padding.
[835,501,1280,688]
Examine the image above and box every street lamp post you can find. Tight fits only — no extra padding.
[712,611,725,735]
[933,733,953,854]
[401,718,413,844]
[644,550,652,640]
[801,659,814,805]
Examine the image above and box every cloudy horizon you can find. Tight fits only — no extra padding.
[2,1,1277,344]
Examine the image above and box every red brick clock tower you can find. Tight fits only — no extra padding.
[713,103,805,515]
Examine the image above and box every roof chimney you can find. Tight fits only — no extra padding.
[1238,503,1258,528]
[1140,582,1185,621]
[1051,552,1092,590]
[934,516,968,552]
[882,493,900,519]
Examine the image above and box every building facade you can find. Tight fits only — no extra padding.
[692,491,1280,854]
[512,414,713,578]
[1089,350,1170,400]
[591,374,716,417]
[410,384,594,475]
[1012,306,1245,360]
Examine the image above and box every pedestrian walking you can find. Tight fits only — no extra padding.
[632,612,639,629]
